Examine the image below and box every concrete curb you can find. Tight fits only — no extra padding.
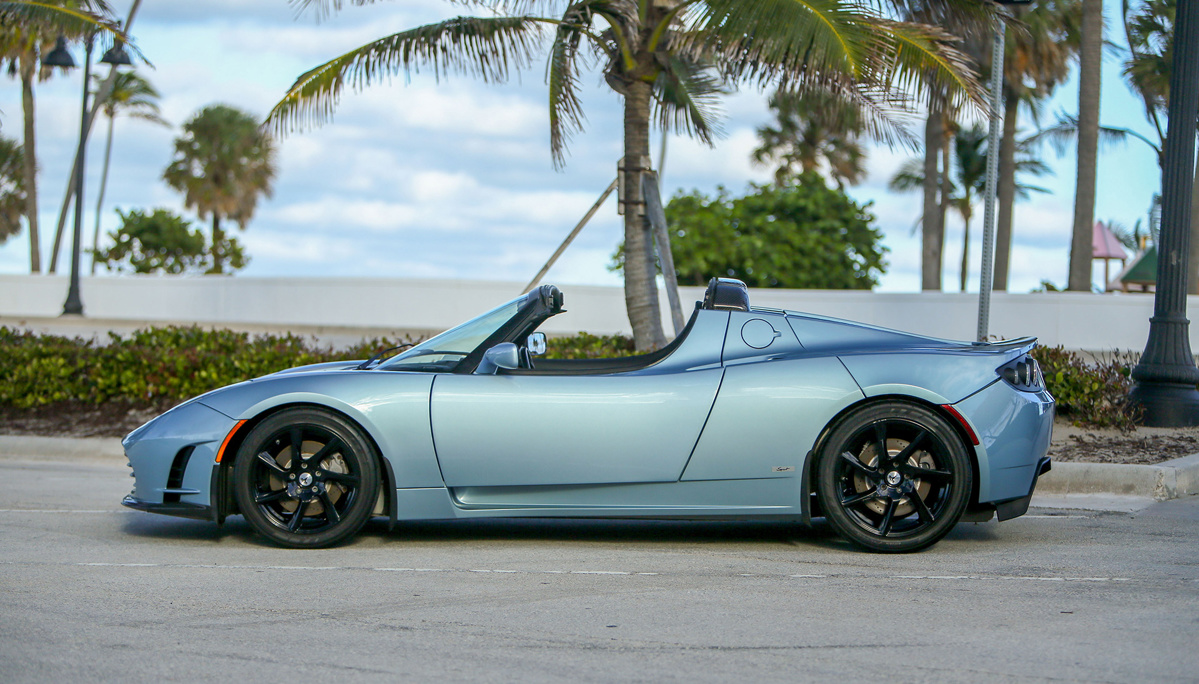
[1035,453,1199,501]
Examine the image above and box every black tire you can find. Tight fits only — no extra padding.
[816,401,972,553]
[233,408,381,548]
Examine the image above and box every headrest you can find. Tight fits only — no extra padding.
[701,277,749,311]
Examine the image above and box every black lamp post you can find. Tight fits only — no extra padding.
[42,32,131,316]
[1128,0,1199,426]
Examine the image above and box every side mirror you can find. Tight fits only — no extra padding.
[527,332,547,356]
[476,343,520,375]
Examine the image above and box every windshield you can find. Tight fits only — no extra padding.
[378,294,529,372]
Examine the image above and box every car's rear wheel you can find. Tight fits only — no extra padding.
[816,401,971,553]
[233,408,380,548]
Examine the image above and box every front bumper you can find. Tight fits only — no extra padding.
[122,401,237,513]
[121,494,214,521]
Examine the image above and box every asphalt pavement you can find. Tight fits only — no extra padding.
[0,454,1196,683]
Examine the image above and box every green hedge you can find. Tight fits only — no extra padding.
[0,326,637,409]
[1030,345,1141,430]
[0,327,1148,430]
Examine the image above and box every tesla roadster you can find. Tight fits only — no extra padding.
[122,278,1054,552]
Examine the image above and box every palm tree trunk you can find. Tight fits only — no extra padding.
[622,78,665,351]
[960,211,971,292]
[994,89,1019,292]
[19,58,40,273]
[1067,0,1103,291]
[921,99,943,291]
[211,214,225,274]
[939,125,954,285]
[91,114,115,275]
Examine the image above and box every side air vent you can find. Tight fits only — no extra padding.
[163,446,195,503]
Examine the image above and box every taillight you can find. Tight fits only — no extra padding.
[999,355,1044,391]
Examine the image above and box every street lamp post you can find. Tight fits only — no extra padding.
[41,32,131,316]
[976,0,1030,342]
[1128,0,1199,426]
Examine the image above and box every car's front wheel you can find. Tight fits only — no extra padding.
[816,401,972,553]
[233,408,380,548]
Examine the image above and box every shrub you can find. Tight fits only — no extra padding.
[0,327,640,409]
[545,332,636,359]
[1031,345,1141,431]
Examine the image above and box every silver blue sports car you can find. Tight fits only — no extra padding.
[122,278,1054,552]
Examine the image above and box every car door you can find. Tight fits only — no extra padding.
[429,368,725,487]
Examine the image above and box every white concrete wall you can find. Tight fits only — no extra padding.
[1,273,1193,352]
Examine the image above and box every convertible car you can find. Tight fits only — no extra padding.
[122,278,1054,552]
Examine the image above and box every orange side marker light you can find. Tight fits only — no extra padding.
[215,420,247,463]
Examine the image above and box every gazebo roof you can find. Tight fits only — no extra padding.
[1093,221,1127,260]
[1119,245,1157,285]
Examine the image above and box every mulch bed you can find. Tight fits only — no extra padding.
[0,401,167,440]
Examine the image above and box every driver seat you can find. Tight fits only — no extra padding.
[702,277,750,311]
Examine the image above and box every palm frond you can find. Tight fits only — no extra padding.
[266,15,545,136]
[0,1,124,41]
[869,17,985,114]
[547,2,592,168]
[1028,112,1160,157]
[881,0,1000,39]
[887,156,927,192]
[652,53,725,146]
[695,0,875,85]
[289,0,389,21]
[694,0,984,119]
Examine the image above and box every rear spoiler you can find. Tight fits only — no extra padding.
[979,336,1037,354]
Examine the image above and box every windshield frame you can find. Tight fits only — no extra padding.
[377,293,533,373]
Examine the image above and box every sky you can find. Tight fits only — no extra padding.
[0,0,1169,294]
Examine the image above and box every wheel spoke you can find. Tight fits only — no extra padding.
[308,437,343,466]
[908,489,936,525]
[288,428,305,469]
[893,430,927,464]
[877,498,898,536]
[321,471,359,487]
[287,502,306,532]
[319,491,341,524]
[256,451,287,476]
[840,489,878,507]
[901,464,953,483]
[255,489,289,505]
[838,451,879,479]
[872,422,889,466]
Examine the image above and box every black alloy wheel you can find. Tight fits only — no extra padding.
[233,408,381,548]
[816,401,972,553]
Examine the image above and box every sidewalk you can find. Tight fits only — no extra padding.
[3,435,1196,512]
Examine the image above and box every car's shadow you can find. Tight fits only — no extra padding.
[121,513,1002,551]
[121,513,849,550]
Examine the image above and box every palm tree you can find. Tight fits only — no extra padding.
[751,88,866,189]
[267,0,984,350]
[993,0,1081,291]
[163,105,277,274]
[891,124,1048,291]
[0,0,120,273]
[1066,0,1103,291]
[0,135,26,244]
[892,0,997,292]
[89,70,167,274]
[1121,0,1199,293]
